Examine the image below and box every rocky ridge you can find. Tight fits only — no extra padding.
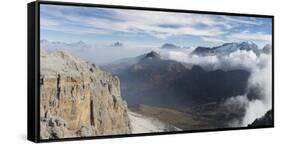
[192,41,269,56]
[40,50,131,139]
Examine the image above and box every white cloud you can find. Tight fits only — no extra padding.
[41,18,58,27]
[40,5,270,41]
[201,31,271,46]
[201,37,226,44]
[227,31,271,42]
[160,49,272,126]
[221,16,263,25]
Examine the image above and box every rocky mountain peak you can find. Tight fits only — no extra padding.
[143,51,160,59]
[239,41,258,50]
[192,41,264,56]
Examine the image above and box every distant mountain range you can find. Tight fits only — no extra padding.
[102,51,250,109]
[192,42,271,56]
[40,40,129,64]
[41,40,90,51]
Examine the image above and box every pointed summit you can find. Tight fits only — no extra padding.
[138,51,161,63]
[144,51,160,59]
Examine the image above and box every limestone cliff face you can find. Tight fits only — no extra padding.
[40,50,131,139]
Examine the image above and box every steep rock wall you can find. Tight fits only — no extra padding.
[40,50,131,139]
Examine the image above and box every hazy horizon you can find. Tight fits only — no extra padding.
[40,39,271,65]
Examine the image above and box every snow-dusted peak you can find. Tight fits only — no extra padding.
[213,42,240,53]
[192,41,262,56]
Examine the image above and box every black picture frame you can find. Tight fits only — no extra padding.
[28,1,274,143]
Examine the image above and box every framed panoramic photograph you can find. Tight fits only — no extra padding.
[28,1,274,142]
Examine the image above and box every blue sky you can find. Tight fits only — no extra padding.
[40,4,272,48]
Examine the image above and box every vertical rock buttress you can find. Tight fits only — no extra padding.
[40,51,131,139]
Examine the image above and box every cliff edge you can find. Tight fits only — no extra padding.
[40,50,131,139]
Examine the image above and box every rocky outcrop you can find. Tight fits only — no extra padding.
[40,50,131,139]
[248,110,273,127]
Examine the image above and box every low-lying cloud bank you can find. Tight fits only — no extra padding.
[159,48,272,126]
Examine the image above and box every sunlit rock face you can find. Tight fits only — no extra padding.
[40,50,131,139]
